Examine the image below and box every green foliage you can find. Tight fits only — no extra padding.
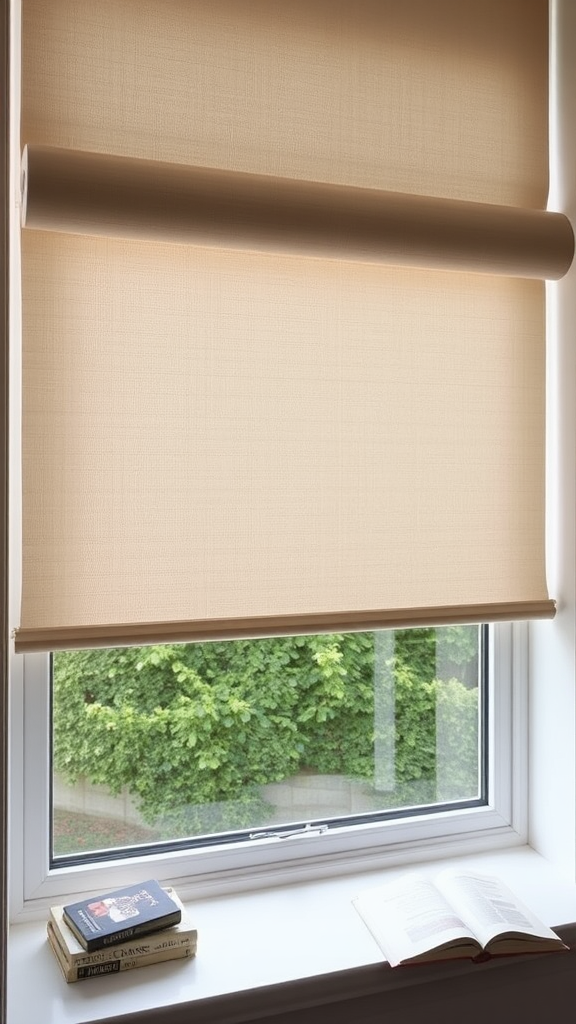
[53,626,480,836]
[435,677,479,801]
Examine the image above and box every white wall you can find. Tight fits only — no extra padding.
[529,0,576,880]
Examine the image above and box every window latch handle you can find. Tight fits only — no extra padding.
[249,823,328,841]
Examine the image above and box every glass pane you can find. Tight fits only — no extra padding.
[51,625,484,860]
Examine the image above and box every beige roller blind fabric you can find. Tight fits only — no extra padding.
[16,0,559,652]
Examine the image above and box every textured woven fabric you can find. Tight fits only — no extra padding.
[17,0,554,648]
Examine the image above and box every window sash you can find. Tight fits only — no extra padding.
[11,624,521,914]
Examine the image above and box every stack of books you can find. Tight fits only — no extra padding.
[47,879,198,983]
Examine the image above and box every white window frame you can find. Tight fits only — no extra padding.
[8,621,526,923]
[6,0,534,928]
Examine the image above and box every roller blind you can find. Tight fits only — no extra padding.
[15,0,573,653]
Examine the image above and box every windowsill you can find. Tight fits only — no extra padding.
[8,845,576,1024]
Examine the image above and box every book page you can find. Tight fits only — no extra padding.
[434,870,563,950]
[352,873,479,967]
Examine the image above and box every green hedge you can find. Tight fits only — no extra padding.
[53,628,479,834]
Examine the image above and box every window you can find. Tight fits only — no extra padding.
[8,0,570,920]
[12,620,521,910]
[51,626,486,863]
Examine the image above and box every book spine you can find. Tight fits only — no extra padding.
[48,932,194,983]
[59,933,194,970]
[76,944,194,980]
[48,920,197,968]
[63,909,182,952]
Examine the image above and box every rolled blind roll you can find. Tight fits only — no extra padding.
[21,145,574,280]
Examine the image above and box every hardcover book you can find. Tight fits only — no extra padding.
[47,924,194,983]
[352,870,569,968]
[50,887,197,968]
[62,879,182,952]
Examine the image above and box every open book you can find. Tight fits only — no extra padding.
[352,870,569,967]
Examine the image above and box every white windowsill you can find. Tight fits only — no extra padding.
[8,845,576,1024]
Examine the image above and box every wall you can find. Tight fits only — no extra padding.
[53,771,383,829]
[528,0,576,880]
